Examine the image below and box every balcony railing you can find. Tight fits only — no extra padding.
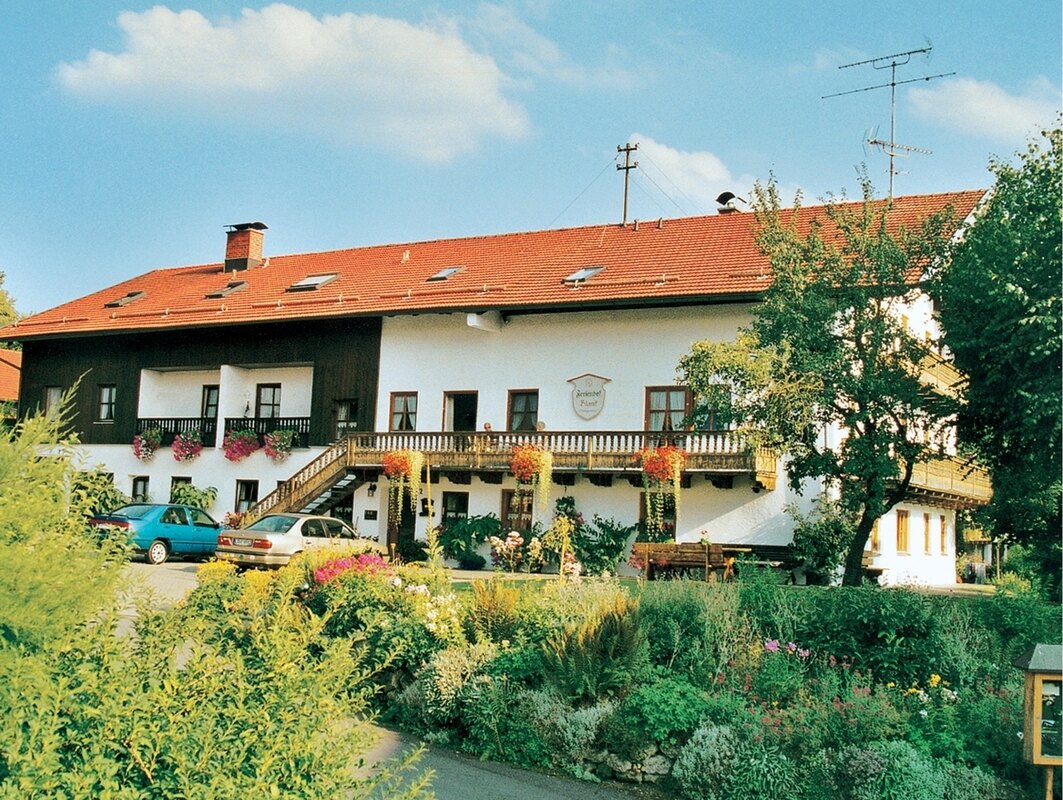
[344,430,775,482]
[136,417,218,446]
[223,417,312,448]
[903,456,992,509]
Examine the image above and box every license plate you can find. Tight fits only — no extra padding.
[232,538,252,547]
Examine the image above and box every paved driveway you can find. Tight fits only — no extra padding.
[120,562,659,800]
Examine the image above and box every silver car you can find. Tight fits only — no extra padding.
[215,513,383,569]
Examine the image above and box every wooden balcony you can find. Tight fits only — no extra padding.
[223,417,312,448]
[249,429,777,520]
[900,456,992,510]
[136,417,218,446]
[343,430,776,486]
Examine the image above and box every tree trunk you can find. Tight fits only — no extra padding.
[841,513,876,587]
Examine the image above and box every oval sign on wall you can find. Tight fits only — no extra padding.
[567,373,611,420]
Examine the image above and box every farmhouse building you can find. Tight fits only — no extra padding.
[0,193,991,585]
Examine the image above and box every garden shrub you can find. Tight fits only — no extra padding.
[600,675,710,759]
[750,638,812,705]
[572,514,637,577]
[972,577,1062,680]
[834,740,946,800]
[638,579,756,686]
[937,761,1025,800]
[0,408,431,799]
[672,723,795,800]
[525,689,613,780]
[438,514,500,563]
[464,576,522,644]
[541,590,648,703]
[483,643,546,686]
[460,677,552,768]
[797,587,946,686]
[738,561,803,642]
[395,640,498,735]
[788,497,853,581]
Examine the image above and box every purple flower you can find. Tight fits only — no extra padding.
[764,639,780,653]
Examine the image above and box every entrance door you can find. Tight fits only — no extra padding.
[444,392,478,432]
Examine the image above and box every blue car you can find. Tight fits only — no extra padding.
[89,503,221,564]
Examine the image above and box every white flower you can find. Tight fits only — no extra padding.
[390,576,402,587]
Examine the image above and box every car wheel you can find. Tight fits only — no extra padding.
[146,539,169,565]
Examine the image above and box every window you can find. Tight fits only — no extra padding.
[390,393,418,431]
[191,508,217,528]
[508,390,539,431]
[939,515,948,555]
[427,266,464,282]
[205,281,247,299]
[96,385,116,422]
[646,387,691,431]
[160,506,189,525]
[256,384,281,419]
[896,510,910,554]
[201,385,219,419]
[287,273,337,292]
[131,476,150,502]
[923,512,932,554]
[235,480,259,513]
[562,265,605,284]
[43,386,62,416]
[870,520,880,553]
[104,290,144,308]
[335,399,359,437]
[501,490,534,532]
[441,492,469,524]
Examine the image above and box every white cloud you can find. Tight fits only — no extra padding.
[56,4,529,162]
[629,134,802,214]
[909,77,1059,145]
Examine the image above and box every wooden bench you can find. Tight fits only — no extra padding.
[631,542,726,581]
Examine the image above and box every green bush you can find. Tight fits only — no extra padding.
[541,591,648,703]
[738,561,803,642]
[788,497,853,579]
[438,514,500,562]
[460,677,552,768]
[672,724,796,800]
[0,408,431,799]
[168,481,218,509]
[638,579,756,686]
[463,576,522,644]
[834,740,946,800]
[601,675,710,758]
[572,514,637,576]
[797,587,946,686]
[525,689,613,780]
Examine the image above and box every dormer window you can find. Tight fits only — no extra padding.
[104,290,145,308]
[562,266,604,285]
[205,281,247,299]
[427,266,464,282]
[287,273,338,292]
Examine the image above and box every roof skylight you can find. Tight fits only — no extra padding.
[287,273,338,292]
[562,265,605,285]
[426,265,464,282]
[104,291,145,308]
[205,280,248,299]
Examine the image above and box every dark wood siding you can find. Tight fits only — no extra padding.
[18,318,382,446]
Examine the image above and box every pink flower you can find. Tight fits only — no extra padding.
[764,639,780,653]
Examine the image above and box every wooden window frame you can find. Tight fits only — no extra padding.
[235,479,259,514]
[389,392,418,432]
[923,512,932,554]
[201,385,220,419]
[896,509,910,554]
[939,514,948,555]
[645,386,692,432]
[131,476,150,503]
[255,383,281,419]
[500,488,533,533]
[507,390,539,432]
[96,384,116,422]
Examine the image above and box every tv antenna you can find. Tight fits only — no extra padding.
[823,44,954,198]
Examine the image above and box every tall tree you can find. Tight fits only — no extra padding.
[679,180,959,585]
[932,125,1062,591]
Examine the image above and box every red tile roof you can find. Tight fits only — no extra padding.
[0,191,985,341]
[0,349,21,401]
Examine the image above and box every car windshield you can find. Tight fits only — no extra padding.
[110,504,155,520]
[245,515,298,534]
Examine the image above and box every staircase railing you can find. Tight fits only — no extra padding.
[246,438,353,521]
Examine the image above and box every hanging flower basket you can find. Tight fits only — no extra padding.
[172,430,204,463]
[382,449,424,525]
[635,445,686,536]
[222,428,260,462]
[263,428,297,463]
[510,443,553,514]
[132,428,162,461]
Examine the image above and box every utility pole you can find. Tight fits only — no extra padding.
[617,142,639,225]
[823,46,953,199]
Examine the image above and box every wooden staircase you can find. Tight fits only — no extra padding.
[246,438,360,521]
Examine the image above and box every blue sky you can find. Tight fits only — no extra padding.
[2,1,1059,314]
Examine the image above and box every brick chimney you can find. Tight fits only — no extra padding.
[224,222,268,272]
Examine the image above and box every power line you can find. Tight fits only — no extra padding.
[636,151,700,214]
[633,167,688,216]
[546,152,620,229]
